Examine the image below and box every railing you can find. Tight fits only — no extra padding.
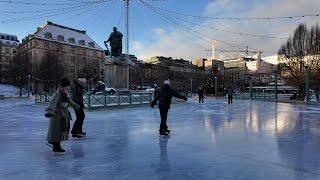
[35,92,185,108]
[235,93,275,100]
[0,91,29,98]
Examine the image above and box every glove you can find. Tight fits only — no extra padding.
[45,113,53,118]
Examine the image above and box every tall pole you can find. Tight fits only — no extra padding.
[125,0,130,89]
[306,66,310,102]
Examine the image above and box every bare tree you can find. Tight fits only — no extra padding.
[278,23,320,92]
[38,51,64,92]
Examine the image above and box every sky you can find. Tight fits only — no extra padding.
[0,0,319,61]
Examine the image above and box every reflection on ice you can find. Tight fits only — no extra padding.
[1,98,320,179]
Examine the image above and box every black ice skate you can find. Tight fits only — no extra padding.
[159,129,170,137]
[72,134,85,138]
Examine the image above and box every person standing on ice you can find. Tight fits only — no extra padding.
[226,86,236,104]
[71,78,86,138]
[45,78,80,154]
[198,87,204,103]
[151,80,188,136]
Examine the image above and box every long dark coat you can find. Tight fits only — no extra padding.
[45,89,79,143]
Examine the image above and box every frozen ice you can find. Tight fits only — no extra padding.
[1,98,320,179]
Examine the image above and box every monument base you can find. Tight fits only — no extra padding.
[104,57,129,90]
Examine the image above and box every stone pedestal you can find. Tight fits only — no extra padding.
[104,57,129,90]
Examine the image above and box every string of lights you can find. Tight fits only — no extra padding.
[143,1,288,40]
[142,2,319,21]
[1,1,105,23]
[139,0,251,51]
[1,1,110,14]
[0,0,108,6]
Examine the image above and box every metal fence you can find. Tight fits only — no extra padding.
[35,92,185,108]
[0,91,30,98]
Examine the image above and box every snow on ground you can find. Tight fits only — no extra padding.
[0,84,26,97]
[1,98,320,179]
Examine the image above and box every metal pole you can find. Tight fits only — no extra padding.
[249,77,253,99]
[190,78,193,95]
[275,73,278,101]
[214,76,218,96]
[125,0,130,89]
[27,74,31,97]
[306,66,310,102]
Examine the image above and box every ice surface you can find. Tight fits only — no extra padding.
[1,98,320,179]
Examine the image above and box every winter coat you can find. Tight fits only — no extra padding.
[198,89,204,98]
[45,89,80,143]
[227,88,236,96]
[71,81,85,108]
[154,87,159,99]
[151,84,187,110]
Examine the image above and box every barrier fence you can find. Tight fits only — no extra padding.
[35,92,185,109]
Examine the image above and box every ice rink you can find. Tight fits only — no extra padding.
[1,98,320,179]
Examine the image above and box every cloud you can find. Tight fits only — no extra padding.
[133,0,320,61]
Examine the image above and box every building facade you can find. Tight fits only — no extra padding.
[130,56,211,92]
[18,21,105,92]
[0,33,19,83]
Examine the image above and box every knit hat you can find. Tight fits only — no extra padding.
[60,77,71,87]
[164,79,170,85]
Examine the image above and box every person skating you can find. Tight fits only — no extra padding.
[226,87,236,104]
[45,78,80,154]
[71,78,86,138]
[151,80,188,136]
[198,87,204,103]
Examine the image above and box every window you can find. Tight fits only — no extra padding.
[6,41,10,45]
[79,40,85,46]
[6,36,9,40]
[34,40,39,47]
[0,41,2,45]
[68,38,75,44]
[5,48,9,53]
[82,49,86,55]
[70,47,75,54]
[44,32,52,39]
[44,42,49,48]
[88,42,95,48]
[13,50,16,54]
[57,35,64,42]
[0,35,4,39]
[10,37,14,41]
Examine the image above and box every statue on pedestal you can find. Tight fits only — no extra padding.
[104,27,123,58]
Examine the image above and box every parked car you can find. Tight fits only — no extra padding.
[92,81,116,94]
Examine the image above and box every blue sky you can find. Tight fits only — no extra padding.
[0,0,319,60]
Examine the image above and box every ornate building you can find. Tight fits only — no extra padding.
[130,56,210,92]
[0,33,19,83]
[18,21,105,91]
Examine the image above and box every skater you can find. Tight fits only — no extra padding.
[198,87,204,103]
[71,78,86,138]
[154,84,159,100]
[45,78,80,154]
[226,86,236,104]
[151,79,188,136]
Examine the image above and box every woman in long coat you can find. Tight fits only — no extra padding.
[45,78,79,153]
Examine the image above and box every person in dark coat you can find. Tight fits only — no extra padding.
[71,78,86,138]
[45,78,80,153]
[226,87,236,104]
[198,87,204,103]
[154,84,159,100]
[151,80,188,135]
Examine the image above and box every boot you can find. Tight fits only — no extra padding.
[159,129,169,136]
[52,142,65,153]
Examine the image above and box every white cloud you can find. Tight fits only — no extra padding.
[133,0,320,61]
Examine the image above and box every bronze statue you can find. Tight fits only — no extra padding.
[104,27,123,57]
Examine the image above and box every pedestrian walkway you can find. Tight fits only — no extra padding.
[1,98,320,179]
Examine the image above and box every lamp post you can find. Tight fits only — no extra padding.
[305,65,310,102]
[214,76,217,96]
